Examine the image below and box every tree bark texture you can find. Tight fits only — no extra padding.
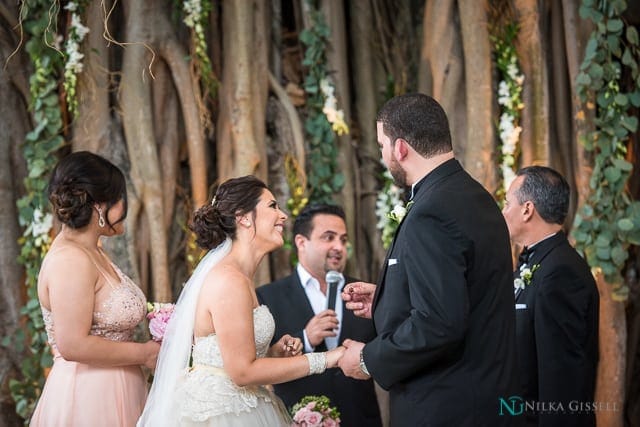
[594,270,626,427]
[458,0,497,192]
[514,0,550,167]
[120,0,171,302]
[350,0,387,283]
[217,0,271,285]
[419,0,466,158]
[0,3,30,425]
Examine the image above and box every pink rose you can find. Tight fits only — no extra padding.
[148,315,167,341]
[303,411,323,427]
[147,304,174,341]
[323,419,338,427]
[293,407,312,423]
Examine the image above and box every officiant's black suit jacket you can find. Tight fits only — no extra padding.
[257,273,382,427]
[364,159,521,426]
[514,231,599,427]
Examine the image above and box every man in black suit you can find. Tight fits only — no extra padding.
[502,166,599,426]
[257,204,383,427]
[339,93,520,426]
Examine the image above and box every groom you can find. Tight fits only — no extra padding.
[339,94,521,426]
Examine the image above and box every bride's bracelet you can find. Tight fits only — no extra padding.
[304,352,327,375]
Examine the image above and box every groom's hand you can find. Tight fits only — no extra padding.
[338,339,370,380]
[342,281,376,319]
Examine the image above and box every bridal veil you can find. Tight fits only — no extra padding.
[137,238,232,426]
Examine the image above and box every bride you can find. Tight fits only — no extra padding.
[138,176,344,426]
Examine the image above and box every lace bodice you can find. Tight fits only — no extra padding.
[41,262,146,354]
[177,305,279,422]
[192,305,275,367]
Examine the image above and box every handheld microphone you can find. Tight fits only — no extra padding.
[325,270,344,311]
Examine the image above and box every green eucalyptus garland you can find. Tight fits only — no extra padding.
[7,0,66,420]
[572,0,640,300]
[300,0,345,204]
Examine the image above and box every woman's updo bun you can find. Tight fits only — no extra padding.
[190,176,267,250]
[49,183,93,228]
[48,151,128,229]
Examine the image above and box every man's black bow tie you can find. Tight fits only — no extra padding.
[518,246,532,267]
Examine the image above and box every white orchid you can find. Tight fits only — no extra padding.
[514,263,540,291]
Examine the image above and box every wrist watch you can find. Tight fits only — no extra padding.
[359,349,370,376]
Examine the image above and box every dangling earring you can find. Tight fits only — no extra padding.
[96,206,106,228]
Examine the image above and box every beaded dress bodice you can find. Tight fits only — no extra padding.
[177,305,279,421]
[41,261,146,355]
[192,305,275,367]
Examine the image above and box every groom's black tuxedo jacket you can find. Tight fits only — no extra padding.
[257,272,382,427]
[514,232,599,427]
[365,159,521,426]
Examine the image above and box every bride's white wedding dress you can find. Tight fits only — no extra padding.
[176,305,291,426]
[138,240,291,427]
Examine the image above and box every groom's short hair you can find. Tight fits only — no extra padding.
[376,93,452,158]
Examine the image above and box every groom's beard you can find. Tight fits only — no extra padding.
[388,155,408,188]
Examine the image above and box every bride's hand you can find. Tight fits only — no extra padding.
[269,334,302,357]
[325,345,345,369]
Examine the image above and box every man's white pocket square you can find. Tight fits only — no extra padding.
[388,258,398,266]
[515,304,527,310]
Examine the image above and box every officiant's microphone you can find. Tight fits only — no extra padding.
[325,270,344,311]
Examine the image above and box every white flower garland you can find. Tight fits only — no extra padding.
[24,208,53,248]
[375,169,405,248]
[63,1,89,117]
[319,78,349,136]
[494,30,524,197]
[183,0,203,30]
[497,65,524,193]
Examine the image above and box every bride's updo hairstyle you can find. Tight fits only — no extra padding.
[48,151,128,230]
[190,176,267,250]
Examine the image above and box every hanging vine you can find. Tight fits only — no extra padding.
[300,0,348,205]
[5,0,66,420]
[572,0,640,300]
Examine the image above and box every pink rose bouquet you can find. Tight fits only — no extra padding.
[146,302,175,342]
[290,395,340,427]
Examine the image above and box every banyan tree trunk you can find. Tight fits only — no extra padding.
[514,0,550,167]
[350,0,387,283]
[458,0,496,192]
[217,0,271,285]
[594,269,626,427]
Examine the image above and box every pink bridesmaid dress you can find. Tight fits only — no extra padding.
[30,261,148,427]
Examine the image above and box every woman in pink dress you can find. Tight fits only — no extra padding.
[30,151,160,427]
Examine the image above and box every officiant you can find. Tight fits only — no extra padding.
[257,204,382,426]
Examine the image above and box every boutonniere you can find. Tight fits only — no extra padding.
[387,201,414,224]
[514,263,540,291]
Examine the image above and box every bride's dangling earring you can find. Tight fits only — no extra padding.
[96,206,106,228]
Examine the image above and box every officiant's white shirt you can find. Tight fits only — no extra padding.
[297,263,344,351]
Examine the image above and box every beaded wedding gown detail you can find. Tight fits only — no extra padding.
[176,305,290,426]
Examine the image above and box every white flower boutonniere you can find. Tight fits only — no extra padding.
[514,263,540,291]
[388,201,414,224]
